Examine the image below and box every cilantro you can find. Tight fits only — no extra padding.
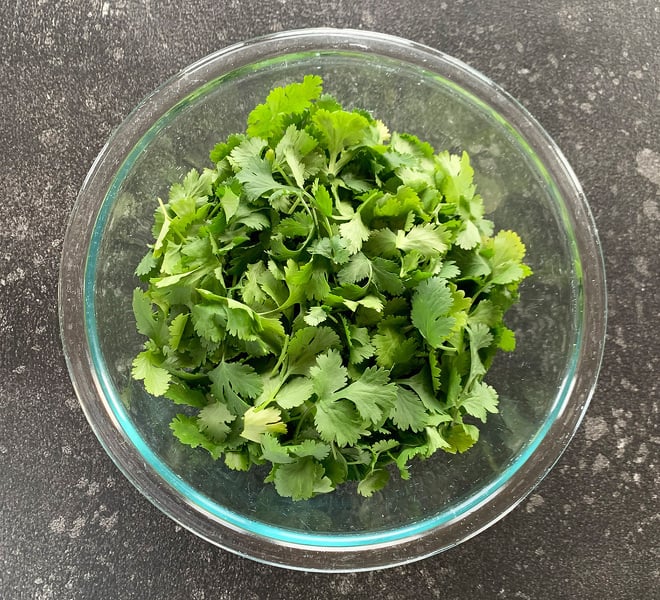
[132,77,531,499]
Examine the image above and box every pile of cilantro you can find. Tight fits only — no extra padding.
[131,75,531,500]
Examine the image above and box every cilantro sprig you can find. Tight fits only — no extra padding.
[131,75,531,500]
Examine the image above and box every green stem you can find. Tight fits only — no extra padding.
[294,403,314,438]
[269,337,290,377]
[168,368,209,382]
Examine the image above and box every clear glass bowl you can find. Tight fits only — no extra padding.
[59,28,606,571]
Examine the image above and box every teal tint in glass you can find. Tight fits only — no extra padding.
[59,29,606,571]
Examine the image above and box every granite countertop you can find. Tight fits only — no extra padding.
[1,1,658,598]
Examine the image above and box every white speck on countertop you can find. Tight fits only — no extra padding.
[584,415,609,442]
[636,149,660,189]
[49,516,66,534]
[592,453,611,474]
[526,493,545,513]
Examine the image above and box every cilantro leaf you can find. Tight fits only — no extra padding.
[132,350,171,396]
[209,360,263,412]
[132,288,165,344]
[287,327,341,375]
[337,366,397,424]
[391,387,428,432]
[271,457,333,500]
[486,229,531,285]
[247,75,323,139]
[170,414,222,459]
[274,377,314,410]
[303,305,329,326]
[372,325,419,370]
[290,439,331,460]
[274,124,319,187]
[459,381,499,423]
[339,212,371,254]
[312,108,370,162]
[357,469,390,497]
[309,350,348,400]
[197,401,235,442]
[314,397,365,447]
[241,406,287,442]
[410,277,456,348]
[395,223,449,257]
[443,423,480,454]
[260,433,295,464]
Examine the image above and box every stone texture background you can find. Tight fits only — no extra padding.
[1,1,658,598]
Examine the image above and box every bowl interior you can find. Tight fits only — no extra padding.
[87,50,579,542]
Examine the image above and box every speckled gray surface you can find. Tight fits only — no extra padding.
[1,1,659,598]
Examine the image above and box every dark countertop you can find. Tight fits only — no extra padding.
[1,1,658,598]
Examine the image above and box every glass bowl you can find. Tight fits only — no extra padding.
[59,28,606,571]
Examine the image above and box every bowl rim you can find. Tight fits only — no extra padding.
[59,27,607,572]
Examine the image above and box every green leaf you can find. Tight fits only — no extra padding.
[497,326,517,351]
[260,433,295,464]
[487,229,530,284]
[241,406,287,442]
[274,124,319,187]
[437,150,475,203]
[167,313,188,351]
[131,350,171,396]
[164,381,207,408]
[339,212,370,254]
[370,257,405,295]
[274,377,314,410]
[365,228,397,257]
[272,457,333,500]
[234,153,292,202]
[220,186,241,220]
[468,299,503,328]
[391,387,428,432]
[410,277,456,348]
[467,322,493,380]
[309,350,348,400]
[460,381,499,423]
[291,439,331,460]
[398,369,446,414]
[337,366,397,425]
[395,446,427,480]
[357,469,390,497]
[395,223,449,257]
[309,235,351,265]
[303,306,329,326]
[209,360,263,402]
[425,426,452,454]
[372,186,422,219]
[313,182,333,217]
[135,251,157,277]
[191,303,226,343]
[132,288,161,342]
[170,414,222,459]
[209,133,245,164]
[337,252,372,285]
[372,318,418,370]
[247,75,323,139]
[444,423,480,454]
[347,325,375,365]
[312,108,370,159]
[287,326,341,375]
[284,259,331,302]
[197,401,235,442]
[314,397,365,447]
[224,451,250,471]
